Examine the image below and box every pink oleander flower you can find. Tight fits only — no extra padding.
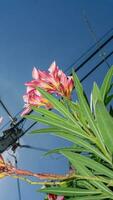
[48,194,64,200]
[21,88,52,116]
[22,61,74,115]
[26,61,74,98]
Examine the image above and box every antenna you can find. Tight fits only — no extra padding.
[83,11,110,69]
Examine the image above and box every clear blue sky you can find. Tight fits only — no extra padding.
[0,0,113,200]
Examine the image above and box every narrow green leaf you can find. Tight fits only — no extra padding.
[72,70,96,133]
[31,127,110,163]
[72,70,106,154]
[60,151,113,179]
[60,151,113,196]
[68,194,112,200]
[95,100,113,153]
[26,114,91,140]
[100,65,113,101]
[37,87,77,124]
[92,83,102,112]
[32,106,85,133]
[44,146,85,156]
[105,94,113,105]
[39,187,101,196]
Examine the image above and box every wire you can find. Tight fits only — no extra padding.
[18,144,61,160]
[8,154,22,200]
[0,99,14,123]
[80,51,113,83]
[18,144,49,152]
[16,164,22,200]
[65,26,113,74]
[83,11,110,69]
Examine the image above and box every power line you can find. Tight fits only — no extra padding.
[80,50,113,83]
[65,26,113,74]
[16,143,50,152]
[9,154,22,200]
[83,11,110,69]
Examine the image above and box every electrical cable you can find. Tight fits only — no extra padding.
[8,154,22,200]
[80,50,113,83]
[65,27,113,74]
[83,11,110,69]
[18,144,50,152]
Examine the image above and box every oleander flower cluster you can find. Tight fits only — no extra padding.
[22,61,74,115]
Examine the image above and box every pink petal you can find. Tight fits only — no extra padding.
[67,77,74,92]
[48,61,57,73]
[21,106,31,116]
[32,67,39,80]
[35,89,41,96]
[60,71,68,87]
[23,94,29,103]
[26,86,34,93]
[56,196,64,200]
[38,70,50,80]
[25,80,39,88]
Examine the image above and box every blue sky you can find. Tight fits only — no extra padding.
[0,0,113,199]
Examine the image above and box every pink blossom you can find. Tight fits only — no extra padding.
[22,61,74,115]
[21,89,52,116]
[48,194,64,200]
[26,61,74,98]
[56,196,64,200]
[48,194,57,200]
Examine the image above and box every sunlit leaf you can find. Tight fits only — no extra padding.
[72,70,107,155]
[37,87,77,124]
[100,65,113,101]
[39,187,101,196]
[31,127,110,163]
[60,151,113,196]
[60,151,113,179]
[95,100,113,153]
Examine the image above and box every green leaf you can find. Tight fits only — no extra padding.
[39,187,101,196]
[26,114,90,139]
[37,87,77,124]
[32,106,86,134]
[92,83,102,112]
[60,151,113,179]
[65,100,87,126]
[68,194,112,200]
[44,145,85,156]
[31,127,110,163]
[60,151,113,196]
[100,65,113,101]
[72,70,96,133]
[95,100,113,153]
[72,70,106,154]
[105,94,113,105]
